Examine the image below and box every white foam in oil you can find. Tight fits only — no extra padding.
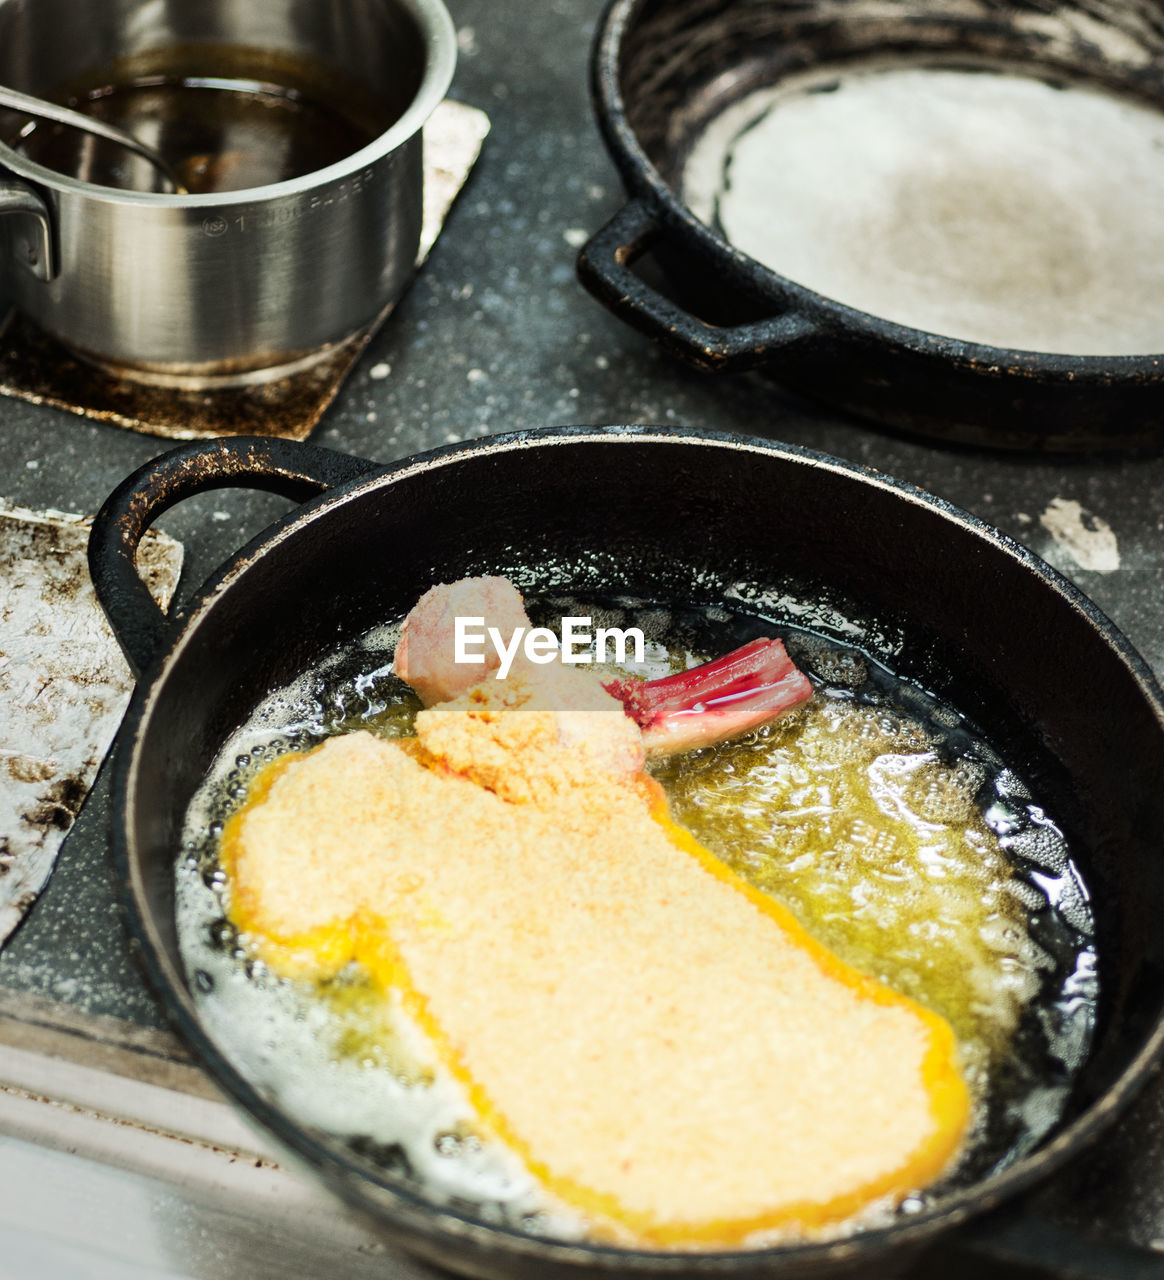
[682,66,1164,354]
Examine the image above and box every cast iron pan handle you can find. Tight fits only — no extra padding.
[89,436,379,680]
[576,197,819,373]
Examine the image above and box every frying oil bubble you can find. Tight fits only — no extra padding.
[176,599,1097,1239]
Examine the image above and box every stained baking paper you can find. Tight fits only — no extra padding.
[0,502,182,944]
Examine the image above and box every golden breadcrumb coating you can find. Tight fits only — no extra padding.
[221,673,968,1246]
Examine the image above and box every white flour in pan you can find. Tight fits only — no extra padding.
[682,66,1164,354]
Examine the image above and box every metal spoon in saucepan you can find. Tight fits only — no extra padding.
[0,82,188,194]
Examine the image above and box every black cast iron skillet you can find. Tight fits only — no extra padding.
[577,0,1164,450]
[90,428,1164,1278]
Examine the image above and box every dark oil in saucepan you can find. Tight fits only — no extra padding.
[8,45,404,193]
[175,598,1097,1240]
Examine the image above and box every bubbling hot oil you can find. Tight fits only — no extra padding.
[657,683,1040,1074]
[654,678,1079,1148]
[175,601,1097,1240]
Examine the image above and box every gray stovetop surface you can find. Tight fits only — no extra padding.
[0,0,1161,1269]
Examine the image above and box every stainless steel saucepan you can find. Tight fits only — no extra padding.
[0,0,455,385]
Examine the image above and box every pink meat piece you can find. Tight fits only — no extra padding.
[603,637,813,755]
[395,576,531,707]
[396,578,813,762]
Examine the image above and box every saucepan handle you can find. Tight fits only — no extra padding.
[0,168,55,282]
[576,197,820,373]
[88,436,380,679]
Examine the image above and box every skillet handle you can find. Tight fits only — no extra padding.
[576,197,819,373]
[88,436,379,680]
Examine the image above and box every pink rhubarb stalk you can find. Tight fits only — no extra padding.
[603,637,813,755]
